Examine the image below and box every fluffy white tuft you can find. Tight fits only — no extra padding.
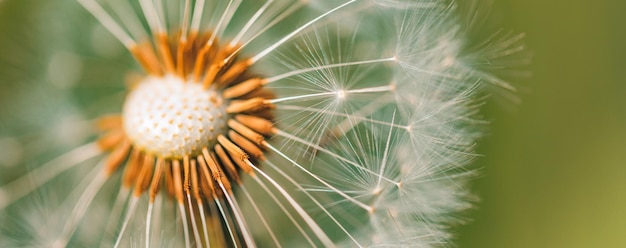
[0,0,523,247]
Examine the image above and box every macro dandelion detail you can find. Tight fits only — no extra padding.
[0,0,523,247]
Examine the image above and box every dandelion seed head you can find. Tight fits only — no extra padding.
[0,0,526,247]
[122,75,229,159]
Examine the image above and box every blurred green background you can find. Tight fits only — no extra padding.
[458,0,626,247]
[1,0,625,247]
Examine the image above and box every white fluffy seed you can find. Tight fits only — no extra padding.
[122,75,228,159]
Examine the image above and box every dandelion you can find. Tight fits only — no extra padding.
[0,0,523,247]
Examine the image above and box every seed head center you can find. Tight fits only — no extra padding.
[122,75,228,159]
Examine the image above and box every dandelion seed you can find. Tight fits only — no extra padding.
[0,0,524,247]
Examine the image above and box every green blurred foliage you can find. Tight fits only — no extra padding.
[458,0,626,247]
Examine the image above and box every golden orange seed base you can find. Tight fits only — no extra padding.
[95,31,276,246]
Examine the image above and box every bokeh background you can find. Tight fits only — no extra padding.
[1,0,624,247]
[457,1,626,247]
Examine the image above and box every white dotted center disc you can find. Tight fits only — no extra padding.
[123,75,228,159]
